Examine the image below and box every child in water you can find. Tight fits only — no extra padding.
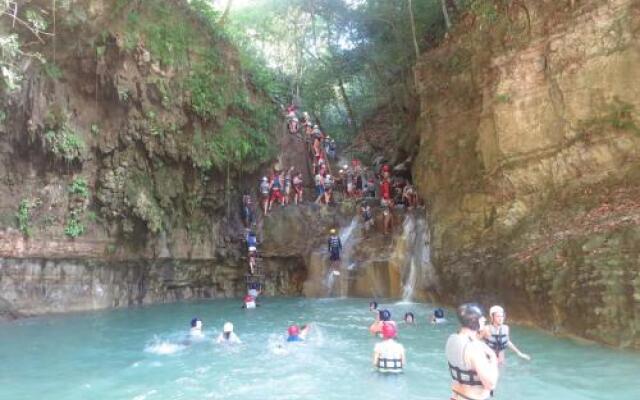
[287,324,311,342]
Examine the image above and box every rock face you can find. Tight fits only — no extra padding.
[413,0,640,347]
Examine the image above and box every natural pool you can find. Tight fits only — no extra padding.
[0,298,638,400]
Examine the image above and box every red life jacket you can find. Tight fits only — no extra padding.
[381,180,391,200]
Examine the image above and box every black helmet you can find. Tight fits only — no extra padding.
[379,309,391,321]
[457,303,484,331]
[434,308,444,319]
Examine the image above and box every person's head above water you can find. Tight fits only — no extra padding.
[381,323,397,340]
[223,322,234,333]
[288,325,300,337]
[369,301,378,310]
[379,309,391,321]
[404,312,415,323]
[190,317,202,330]
[434,308,445,319]
[457,303,485,331]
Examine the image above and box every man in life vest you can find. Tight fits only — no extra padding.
[268,171,285,210]
[380,163,391,180]
[243,294,257,309]
[445,303,498,400]
[293,172,304,205]
[314,173,325,204]
[259,177,270,215]
[248,246,258,275]
[287,324,311,342]
[361,201,374,238]
[246,230,258,249]
[190,317,204,338]
[216,322,242,345]
[480,305,530,364]
[327,228,342,270]
[323,174,334,205]
[373,323,406,373]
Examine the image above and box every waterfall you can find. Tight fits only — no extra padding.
[401,212,432,302]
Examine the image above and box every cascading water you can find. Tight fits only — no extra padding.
[399,212,432,302]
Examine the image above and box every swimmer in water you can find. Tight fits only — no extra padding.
[370,309,396,336]
[287,324,311,342]
[216,322,242,345]
[190,317,204,338]
[431,308,447,325]
[369,301,378,314]
[373,323,405,373]
[242,294,258,309]
[404,312,416,325]
[445,303,498,400]
[479,305,530,363]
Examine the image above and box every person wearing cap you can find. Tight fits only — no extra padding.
[373,323,405,373]
[190,317,204,338]
[216,322,241,344]
[248,246,258,275]
[480,305,530,363]
[287,324,311,342]
[327,228,342,270]
[369,309,396,336]
[242,294,257,309]
[259,176,270,215]
[445,303,498,400]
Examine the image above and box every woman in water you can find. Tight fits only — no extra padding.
[370,309,396,336]
[431,308,447,325]
[404,312,416,325]
[190,317,204,338]
[479,305,530,363]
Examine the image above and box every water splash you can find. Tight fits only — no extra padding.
[144,337,186,355]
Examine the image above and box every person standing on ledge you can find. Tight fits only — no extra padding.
[328,228,342,271]
[445,303,498,400]
[480,305,531,364]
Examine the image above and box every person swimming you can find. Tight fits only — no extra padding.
[404,312,416,325]
[373,323,406,373]
[243,294,257,309]
[190,317,204,338]
[370,309,396,336]
[431,308,447,325]
[216,322,241,345]
[287,324,311,342]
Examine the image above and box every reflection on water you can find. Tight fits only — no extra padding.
[0,298,638,400]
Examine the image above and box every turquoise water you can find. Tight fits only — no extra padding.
[0,298,639,400]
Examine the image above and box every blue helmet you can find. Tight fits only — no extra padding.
[379,309,391,321]
[434,308,444,319]
[190,317,201,327]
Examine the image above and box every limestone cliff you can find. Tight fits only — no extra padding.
[413,0,640,347]
[0,0,297,318]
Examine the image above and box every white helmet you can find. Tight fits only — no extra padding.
[248,246,257,252]
[313,125,319,129]
[223,322,234,333]
[339,169,343,173]
[262,177,268,182]
[489,305,504,316]
[326,174,331,179]
[343,164,348,169]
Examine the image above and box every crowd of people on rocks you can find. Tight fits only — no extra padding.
[186,300,530,399]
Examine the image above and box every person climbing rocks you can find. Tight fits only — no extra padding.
[268,170,285,211]
[286,104,298,134]
[314,172,325,204]
[328,137,337,160]
[293,172,304,205]
[361,201,374,238]
[445,303,498,400]
[259,176,270,215]
[328,228,342,271]
[287,324,311,342]
[402,183,417,209]
[242,193,255,227]
[431,308,447,325]
[370,309,396,336]
[323,174,334,205]
[216,322,242,344]
[284,167,294,206]
[246,230,258,249]
[381,198,392,235]
[190,317,204,338]
[373,323,406,373]
[480,305,531,363]
[248,246,258,275]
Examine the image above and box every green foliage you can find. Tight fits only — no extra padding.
[0,109,6,124]
[24,9,49,33]
[69,177,90,198]
[186,64,227,120]
[15,199,31,237]
[44,124,85,163]
[43,62,63,80]
[64,211,85,238]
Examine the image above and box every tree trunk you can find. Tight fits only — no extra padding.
[338,77,357,135]
[217,0,233,27]
[408,0,420,60]
[441,0,452,30]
